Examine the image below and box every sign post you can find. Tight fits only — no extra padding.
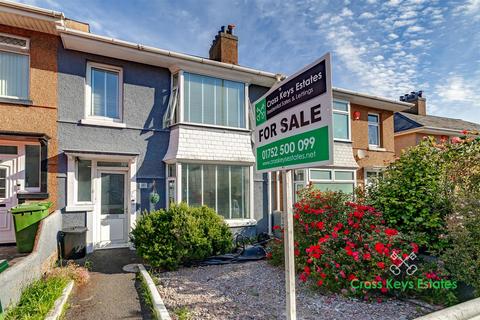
[252,53,334,320]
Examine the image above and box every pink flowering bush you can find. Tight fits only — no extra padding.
[268,187,456,305]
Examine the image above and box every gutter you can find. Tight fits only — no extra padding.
[56,26,282,81]
[333,87,414,110]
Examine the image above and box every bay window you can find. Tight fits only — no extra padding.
[0,33,30,100]
[183,72,246,128]
[333,100,350,141]
[310,169,355,194]
[181,163,250,219]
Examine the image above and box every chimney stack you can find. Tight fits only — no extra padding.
[399,90,426,116]
[209,25,238,65]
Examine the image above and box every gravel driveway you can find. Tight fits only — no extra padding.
[154,261,429,320]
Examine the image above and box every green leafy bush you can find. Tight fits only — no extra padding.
[130,203,233,270]
[267,186,457,305]
[366,138,451,253]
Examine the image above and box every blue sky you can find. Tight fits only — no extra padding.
[20,0,480,123]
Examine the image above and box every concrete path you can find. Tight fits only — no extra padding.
[65,248,153,320]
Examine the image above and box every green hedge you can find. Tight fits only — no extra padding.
[130,203,233,270]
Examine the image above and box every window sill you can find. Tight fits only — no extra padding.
[225,218,257,228]
[0,97,33,106]
[65,205,94,212]
[80,118,127,129]
[368,146,386,152]
[174,122,251,133]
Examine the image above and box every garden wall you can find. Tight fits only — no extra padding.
[0,210,61,310]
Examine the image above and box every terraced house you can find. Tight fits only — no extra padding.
[0,2,61,244]
[0,1,418,253]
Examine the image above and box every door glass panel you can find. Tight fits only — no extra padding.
[0,168,6,198]
[25,145,40,188]
[101,173,125,215]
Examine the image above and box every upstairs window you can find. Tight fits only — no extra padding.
[333,100,350,141]
[86,62,123,121]
[368,113,380,146]
[183,72,245,128]
[0,33,29,100]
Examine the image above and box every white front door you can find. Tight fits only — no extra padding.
[96,170,128,248]
[0,159,17,243]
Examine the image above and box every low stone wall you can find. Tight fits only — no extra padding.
[0,210,62,310]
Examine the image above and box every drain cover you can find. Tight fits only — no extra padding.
[122,263,140,273]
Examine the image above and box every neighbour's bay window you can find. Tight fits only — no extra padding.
[310,169,356,194]
[181,163,250,219]
[0,33,30,101]
[333,100,351,141]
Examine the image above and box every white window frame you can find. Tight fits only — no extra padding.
[84,62,124,127]
[176,71,250,131]
[168,161,255,226]
[163,72,180,128]
[74,159,94,205]
[333,99,351,142]
[0,32,30,100]
[368,113,381,147]
[308,168,357,192]
[364,168,383,187]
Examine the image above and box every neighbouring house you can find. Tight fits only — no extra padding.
[270,88,413,212]
[394,91,480,155]
[56,22,278,252]
[0,2,61,244]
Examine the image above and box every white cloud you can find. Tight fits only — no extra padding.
[359,12,375,19]
[373,55,384,61]
[393,19,417,28]
[435,76,476,102]
[410,39,430,48]
[388,33,399,40]
[385,0,403,7]
[454,0,480,18]
[340,7,354,17]
[405,25,425,33]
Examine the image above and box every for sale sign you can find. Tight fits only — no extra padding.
[253,53,334,173]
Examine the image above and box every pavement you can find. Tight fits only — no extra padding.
[64,248,154,320]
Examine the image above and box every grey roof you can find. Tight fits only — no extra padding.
[398,112,480,132]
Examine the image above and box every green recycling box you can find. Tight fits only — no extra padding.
[11,202,52,253]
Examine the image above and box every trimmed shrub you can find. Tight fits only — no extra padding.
[130,203,233,270]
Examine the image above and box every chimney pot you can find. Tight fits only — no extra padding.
[401,90,427,116]
[209,25,239,65]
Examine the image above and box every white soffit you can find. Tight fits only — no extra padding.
[333,87,413,112]
[59,29,279,87]
[163,126,255,164]
[0,1,63,34]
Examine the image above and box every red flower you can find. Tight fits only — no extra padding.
[377,262,385,269]
[331,232,338,239]
[320,272,327,279]
[451,136,462,144]
[316,221,325,230]
[374,242,385,254]
[294,249,300,257]
[293,213,300,220]
[272,225,281,230]
[343,229,351,235]
[411,242,419,254]
[381,287,388,294]
[353,211,364,219]
[385,228,398,236]
[462,129,469,135]
[266,252,272,259]
[299,272,308,282]
[348,274,357,281]
[304,266,311,275]
[317,279,324,286]
[363,252,371,260]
